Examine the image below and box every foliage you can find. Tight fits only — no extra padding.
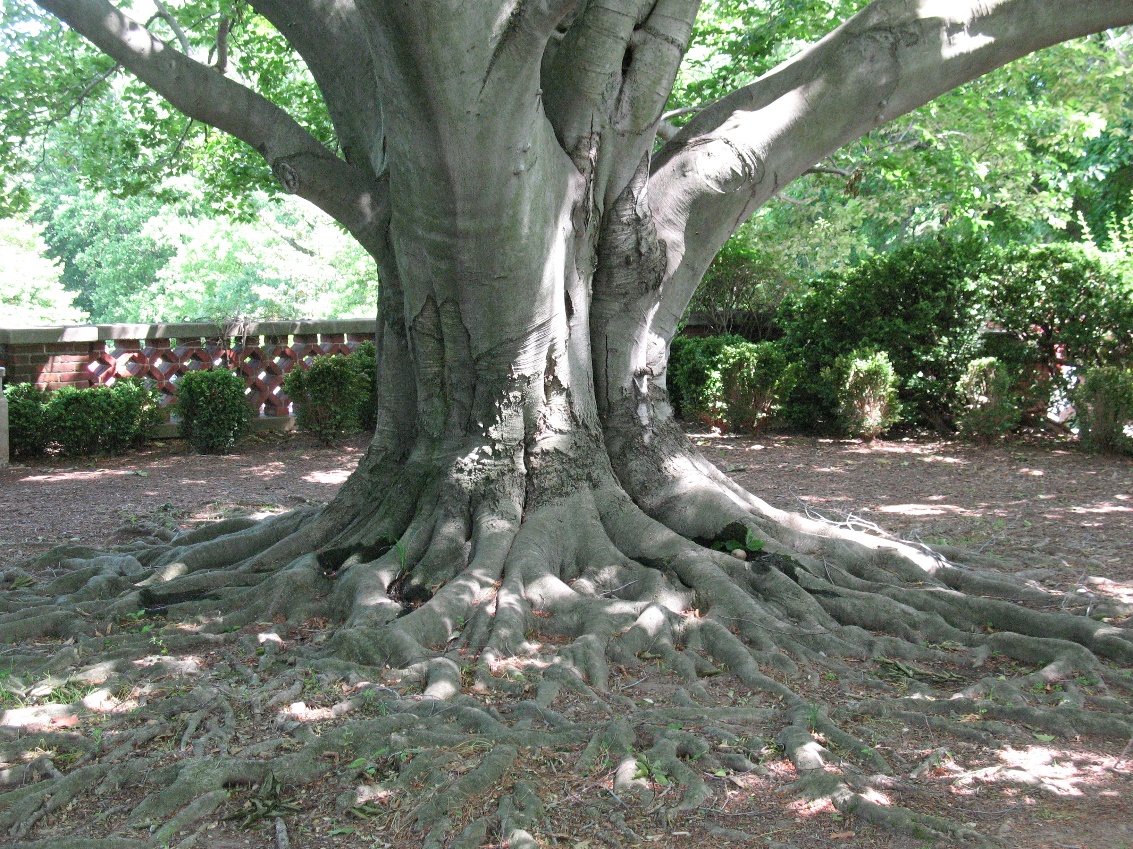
[667,334,747,419]
[3,382,49,457]
[980,242,1133,388]
[44,379,160,456]
[668,335,795,432]
[688,228,797,339]
[0,217,85,325]
[832,349,902,440]
[674,27,1133,277]
[716,341,796,432]
[175,369,250,454]
[284,354,368,444]
[954,357,1023,442]
[347,341,378,434]
[1072,117,1133,248]
[34,180,177,321]
[32,175,377,324]
[672,0,868,110]
[777,238,991,430]
[0,0,334,218]
[1073,366,1133,454]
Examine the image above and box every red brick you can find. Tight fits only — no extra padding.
[45,342,87,355]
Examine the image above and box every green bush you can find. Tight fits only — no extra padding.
[717,341,796,432]
[954,357,1022,442]
[347,341,378,433]
[176,369,250,454]
[1073,366,1133,454]
[980,243,1133,417]
[833,350,902,440]
[44,379,160,456]
[688,236,796,340]
[777,238,992,430]
[284,354,368,444]
[668,334,747,419]
[4,382,49,458]
[112,378,165,446]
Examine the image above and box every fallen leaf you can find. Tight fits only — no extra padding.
[830,832,855,839]
[51,715,79,728]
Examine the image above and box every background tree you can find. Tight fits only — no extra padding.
[0,216,86,323]
[3,2,1133,845]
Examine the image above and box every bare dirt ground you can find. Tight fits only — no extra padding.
[1,430,1131,849]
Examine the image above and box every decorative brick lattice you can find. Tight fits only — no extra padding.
[76,327,373,418]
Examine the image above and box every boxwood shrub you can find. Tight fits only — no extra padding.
[176,369,249,454]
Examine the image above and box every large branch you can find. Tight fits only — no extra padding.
[251,0,386,177]
[647,0,1133,334]
[34,0,388,256]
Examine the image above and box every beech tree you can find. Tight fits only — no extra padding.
[4,2,1133,845]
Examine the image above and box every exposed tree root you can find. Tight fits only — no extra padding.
[2,445,1131,847]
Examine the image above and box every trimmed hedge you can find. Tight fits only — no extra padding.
[4,379,161,458]
[1073,366,1133,454]
[5,383,50,458]
[953,357,1022,442]
[834,350,902,440]
[176,369,249,454]
[668,335,794,432]
[284,353,369,445]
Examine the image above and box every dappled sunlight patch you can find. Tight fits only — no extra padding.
[303,468,352,485]
[249,462,289,480]
[1083,577,1133,608]
[353,782,396,806]
[949,746,1131,797]
[22,468,139,483]
[857,785,891,806]
[131,654,204,676]
[877,503,971,517]
[1,703,81,730]
[487,654,549,677]
[787,795,837,817]
[284,700,337,722]
[1071,502,1133,515]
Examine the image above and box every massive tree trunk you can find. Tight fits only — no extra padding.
[5,1,1133,845]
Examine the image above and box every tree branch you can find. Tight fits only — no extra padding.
[251,0,385,175]
[150,0,189,55]
[647,0,1133,338]
[214,16,230,74]
[33,0,388,256]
